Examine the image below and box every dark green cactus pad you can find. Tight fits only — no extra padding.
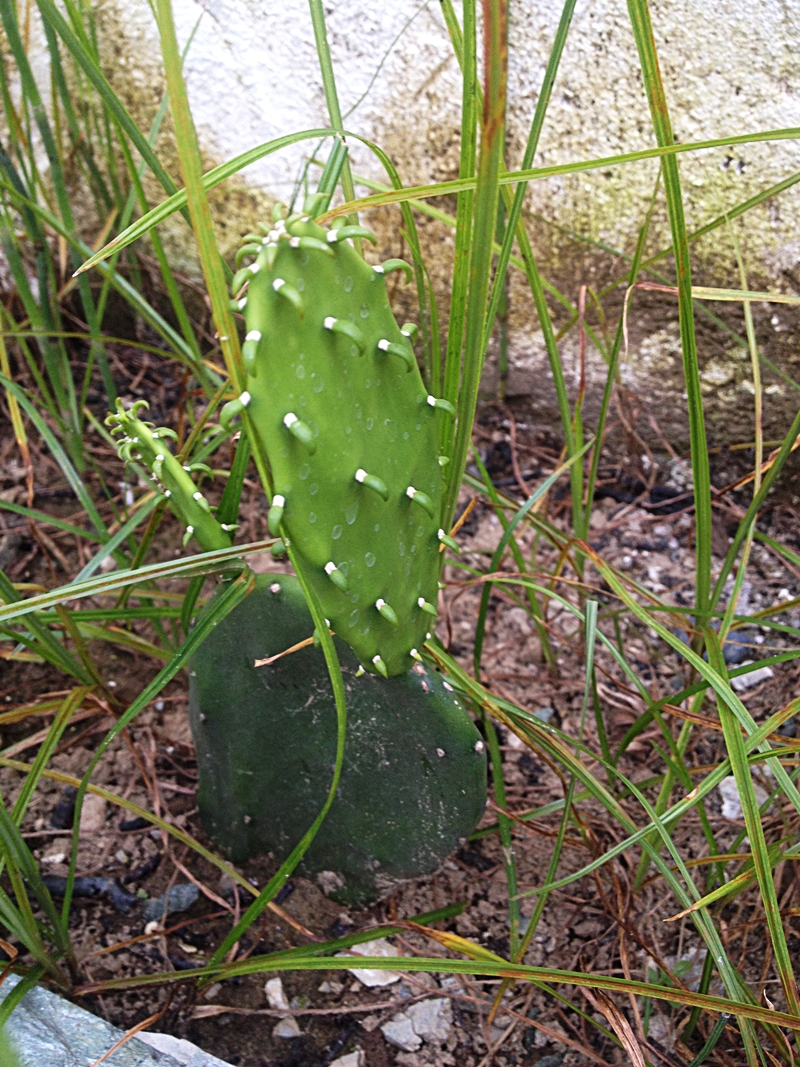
[235,214,450,677]
[188,575,486,904]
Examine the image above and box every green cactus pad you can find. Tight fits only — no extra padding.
[236,215,450,676]
[188,575,486,904]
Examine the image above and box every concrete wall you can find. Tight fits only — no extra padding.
[90,1,800,444]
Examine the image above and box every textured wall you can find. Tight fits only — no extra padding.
[100,0,800,443]
[139,0,800,274]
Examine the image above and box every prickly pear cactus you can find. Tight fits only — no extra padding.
[189,575,486,903]
[225,211,455,677]
[106,399,236,551]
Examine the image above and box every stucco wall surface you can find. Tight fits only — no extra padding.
[114,0,800,286]
[87,0,800,447]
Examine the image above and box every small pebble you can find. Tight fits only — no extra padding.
[730,662,774,692]
[330,1052,365,1067]
[272,1017,301,1039]
[142,882,199,922]
[265,977,290,1012]
[381,1013,421,1052]
[318,980,344,994]
[79,795,107,835]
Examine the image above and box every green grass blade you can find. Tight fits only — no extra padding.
[473,441,593,679]
[484,0,576,341]
[76,127,335,274]
[442,0,507,527]
[60,571,254,924]
[326,126,800,216]
[153,0,241,388]
[73,494,160,582]
[307,0,359,218]
[35,0,183,207]
[0,373,106,537]
[439,0,476,437]
[0,540,271,625]
[627,0,710,618]
[707,628,800,1016]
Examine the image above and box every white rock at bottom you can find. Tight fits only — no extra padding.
[137,1031,233,1066]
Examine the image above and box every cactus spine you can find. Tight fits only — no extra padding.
[228,210,453,677]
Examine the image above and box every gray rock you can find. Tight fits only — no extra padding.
[0,974,231,1067]
[271,1017,302,1039]
[380,1013,422,1052]
[143,883,200,922]
[406,998,453,1043]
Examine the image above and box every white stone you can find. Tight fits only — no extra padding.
[265,977,290,1012]
[79,794,106,835]
[330,1052,365,1067]
[406,997,453,1043]
[338,937,402,987]
[381,1012,422,1052]
[318,979,344,994]
[730,662,774,692]
[272,1016,302,1039]
[718,775,771,820]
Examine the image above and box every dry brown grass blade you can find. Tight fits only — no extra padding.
[583,988,646,1067]
[87,1000,169,1067]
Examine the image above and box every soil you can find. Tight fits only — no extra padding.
[1,351,800,1067]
